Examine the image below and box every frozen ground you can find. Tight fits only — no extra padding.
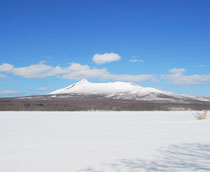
[0,111,210,172]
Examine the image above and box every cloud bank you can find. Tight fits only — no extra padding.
[1,62,210,87]
[93,53,121,64]
[37,87,48,91]
[0,62,63,78]
[129,59,144,63]
[0,89,22,96]
[163,68,210,86]
[0,62,154,83]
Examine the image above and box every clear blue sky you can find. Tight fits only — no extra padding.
[0,0,210,97]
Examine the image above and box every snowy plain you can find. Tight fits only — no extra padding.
[0,111,210,172]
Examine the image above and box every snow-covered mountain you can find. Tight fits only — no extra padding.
[49,79,210,103]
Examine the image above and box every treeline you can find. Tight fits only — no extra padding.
[0,97,210,111]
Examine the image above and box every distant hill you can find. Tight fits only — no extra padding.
[0,79,210,111]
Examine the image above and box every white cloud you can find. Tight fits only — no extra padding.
[0,63,13,72]
[0,89,22,96]
[68,63,90,71]
[62,63,155,82]
[93,53,121,65]
[62,67,110,80]
[110,74,155,82]
[0,62,155,83]
[61,63,110,80]
[163,68,210,86]
[0,62,64,78]
[169,68,186,74]
[37,87,48,91]
[129,59,144,63]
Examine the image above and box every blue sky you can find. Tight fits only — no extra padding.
[0,0,210,97]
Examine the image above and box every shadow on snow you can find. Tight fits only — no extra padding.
[79,142,210,172]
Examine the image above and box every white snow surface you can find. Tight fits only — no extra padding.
[0,111,210,172]
[49,79,210,102]
[50,79,165,95]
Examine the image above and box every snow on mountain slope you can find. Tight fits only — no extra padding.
[50,79,166,96]
[49,79,210,103]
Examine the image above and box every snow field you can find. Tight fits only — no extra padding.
[0,111,210,172]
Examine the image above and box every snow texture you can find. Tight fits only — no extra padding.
[0,111,210,172]
[49,79,210,102]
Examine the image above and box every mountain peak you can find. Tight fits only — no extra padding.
[77,78,88,84]
[49,79,160,95]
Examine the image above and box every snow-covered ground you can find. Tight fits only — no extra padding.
[0,111,210,172]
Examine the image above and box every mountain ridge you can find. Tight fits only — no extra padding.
[49,79,210,103]
[1,79,210,111]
